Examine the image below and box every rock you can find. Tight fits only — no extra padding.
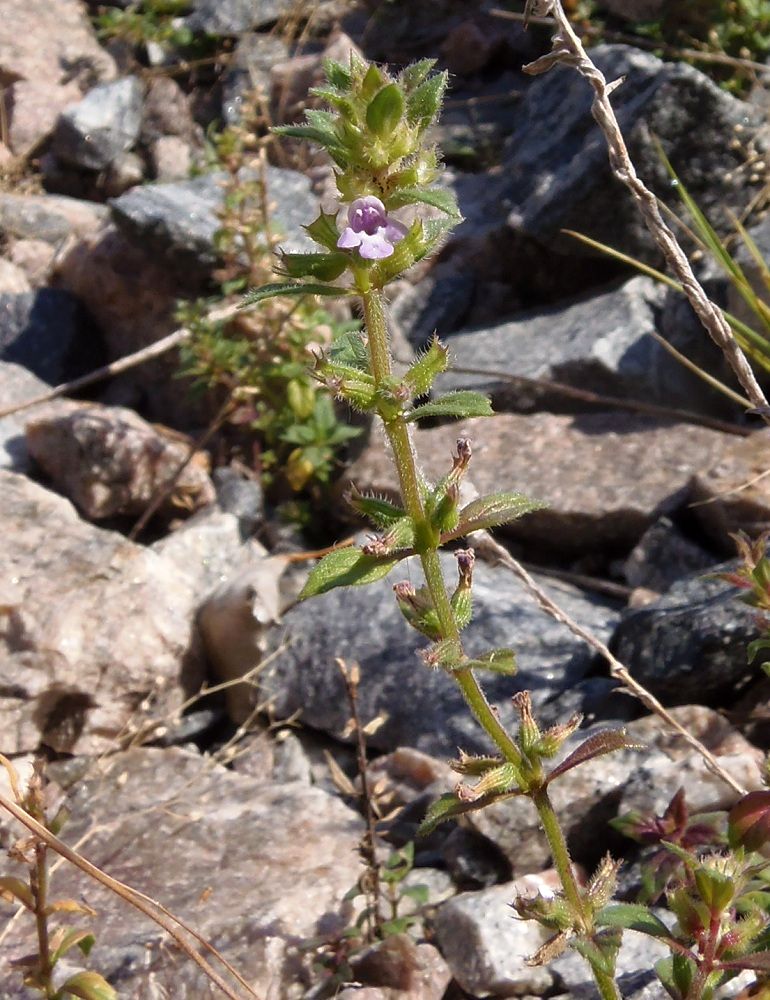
[25,404,215,521]
[550,925,669,998]
[436,276,736,417]
[221,33,288,123]
[602,0,665,20]
[341,412,731,558]
[212,465,264,538]
[260,551,619,757]
[433,880,554,996]
[197,557,284,723]
[0,288,103,385]
[0,361,53,471]
[452,46,761,270]
[140,75,198,144]
[0,0,115,155]
[53,77,144,171]
[102,149,146,197]
[0,746,365,997]
[442,20,497,77]
[8,239,56,287]
[0,193,107,244]
[0,258,31,295]
[690,429,770,551]
[623,517,717,592]
[0,470,206,754]
[149,135,193,181]
[390,262,475,349]
[269,32,363,121]
[351,936,452,999]
[184,0,294,35]
[109,166,316,281]
[611,564,760,705]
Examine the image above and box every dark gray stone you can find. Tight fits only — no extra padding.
[0,289,103,385]
[611,563,760,705]
[451,46,761,263]
[262,553,619,757]
[212,465,264,539]
[435,276,745,418]
[623,517,717,592]
[0,193,108,244]
[53,77,144,171]
[185,0,293,35]
[110,166,315,278]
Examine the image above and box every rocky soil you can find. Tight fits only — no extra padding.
[2,0,770,997]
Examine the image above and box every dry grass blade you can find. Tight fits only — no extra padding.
[525,1,770,424]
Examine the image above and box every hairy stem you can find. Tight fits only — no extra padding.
[31,843,53,997]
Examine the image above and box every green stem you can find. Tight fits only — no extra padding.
[31,843,53,997]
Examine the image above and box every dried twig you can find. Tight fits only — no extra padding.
[522,1,770,424]
[478,533,746,795]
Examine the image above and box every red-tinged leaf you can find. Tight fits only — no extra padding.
[718,950,770,972]
[546,728,643,784]
[729,789,770,851]
[60,971,117,1000]
[0,876,34,910]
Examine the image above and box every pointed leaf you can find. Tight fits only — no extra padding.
[304,209,342,251]
[366,83,404,136]
[719,950,770,971]
[271,124,338,146]
[60,971,117,1000]
[404,336,449,396]
[418,787,521,837]
[596,904,674,940]
[406,391,493,422]
[571,929,621,977]
[0,876,34,910]
[51,928,96,964]
[277,252,349,281]
[455,492,547,534]
[388,186,462,218]
[299,547,401,600]
[241,282,351,307]
[346,488,405,527]
[406,70,448,129]
[546,728,642,785]
[463,648,517,675]
[370,217,453,286]
[399,58,437,91]
[46,898,97,916]
[322,58,351,90]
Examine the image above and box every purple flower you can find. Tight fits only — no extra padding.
[337,196,408,260]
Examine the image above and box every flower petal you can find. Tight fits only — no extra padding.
[337,227,363,249]
[357,231,395,260]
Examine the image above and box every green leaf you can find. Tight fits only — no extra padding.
[455,492,546,534]
[398,58,437,91]
[400,883,429,905]
[299,547,401,600]
[406,70,448,129]
[304,209,342,251]
[51,928,96,965]
[278,252,349,282]
[241,282,351,307]
[347,488,405,527]
[463,648,517,675]
[271,124,338,146]
[60,971,117,1000]
[322,57,351,90]
[366,83,404,136]
[388,186,462,218]
[546,728,642,784]
[370,217,453,287]
[571,929,621,977]
[418,787,520,836]
[404,336,449,396]
[596,904,673,940]
[406,390,493,422]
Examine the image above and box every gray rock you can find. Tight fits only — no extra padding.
[0,360,51,471]
[437,277,734,417]
[0,288,103,385]
[221,33,288,123]
[451,46,761,264]
[53,77,144,171]
[0,470,206,754]
[260,552,619,757]
[110,166,315,279]
[623,517,716,592]
[611,563,760,704]
[0,258,31,295]
[140,75,198,144]
[434,881,554,996]
[0,192,107,244]
[550,926,669,998]
[212,465,264,538]
[185,0,294,35]
[390,264,476,349]
[0,747,365,998]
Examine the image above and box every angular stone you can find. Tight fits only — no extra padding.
[260,551,619,757]
[434,881,554,996]
[149,135,193,182]
[437,276,735,417]
[0,193,107,244]
[351,936,451,999]
[8,238,56,287]
[0,361,63,472]
[109,166,315,280]
[340,412,730,557]
[0,747,364,998]
[185,0,294,35]
[0,288,103,385]
[0,471,205,754]
[221,33,288,123]
[623,517,716,592]
[25,404,215,521]
[690,429,770,550]
[611,565,760,704]
[0,0,115,155]
[0,258,31,295]
[53,77,144,171]
[140,76,198,144]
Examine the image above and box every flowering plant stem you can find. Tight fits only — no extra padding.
[357,277,620,1000]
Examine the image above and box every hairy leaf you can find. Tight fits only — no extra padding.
[278,251,349,282]
[388,186,462,218]
[347,488,405,527]
[299,547,400,599]
[596,904,673,940]
[406,390,493,422]
[455,493,546,534]
[241,282,352,306]
[546,728,642,785]
[463,648,517,675]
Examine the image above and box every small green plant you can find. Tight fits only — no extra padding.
[93,0,195,49]
[178,95,361,495]
[0,758,116,1000]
